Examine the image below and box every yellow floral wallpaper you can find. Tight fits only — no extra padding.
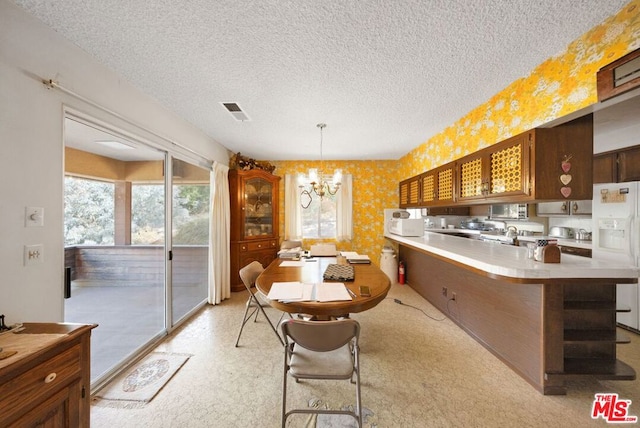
[400,0,640,178]
[267,0,640,266]
[271,160,398,265]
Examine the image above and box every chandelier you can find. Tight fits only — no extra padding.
[299,123,342,209]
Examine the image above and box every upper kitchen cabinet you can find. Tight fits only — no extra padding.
[419,163,456,206]
[399,175,421,208]
[593,152,617,184]
[597,47,640,102]
[457,133,531,203]
[456,114,593,204]
[594,145,640,184]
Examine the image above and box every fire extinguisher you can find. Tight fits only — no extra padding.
[398,261,405,285]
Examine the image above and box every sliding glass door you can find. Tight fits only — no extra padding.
[63,115,209,387]
[171,158,209,324]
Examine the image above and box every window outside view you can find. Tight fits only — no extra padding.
[301,193,337,238]
[64,176,114,245]
[64,177,209,246]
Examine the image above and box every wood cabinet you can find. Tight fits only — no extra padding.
[398,114,593,209]
[399,176,420,208]
[457,133,531,203]
[597,47,640,102]
[618,146,640,182]
[0,323,95,428]
[593,152,617,183]
[229,169,280,291]
[536,200,592,216]
[419,163,456,206]
[559,284,634,381]
[456,114,593,204]
[594,145,640,184]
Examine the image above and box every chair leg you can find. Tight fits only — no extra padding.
[255,297,285,346]
[234,296,257,347]
[354,346,362,428]
[282,346,289,428]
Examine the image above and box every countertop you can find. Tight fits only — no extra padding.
[385,231,637,280]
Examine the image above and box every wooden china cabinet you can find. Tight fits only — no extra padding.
[229,169,280,292]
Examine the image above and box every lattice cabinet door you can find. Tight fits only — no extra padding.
[399,176,421,208]
[487,134,530,198]
[436,165,455,204]
[420,172,436,204]
[457,154,486,201]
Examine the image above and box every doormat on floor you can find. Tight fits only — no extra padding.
[93,352,191,409]
[299,398,376,427]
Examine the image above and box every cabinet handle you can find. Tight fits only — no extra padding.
[44,372,57,383]
[561,202,567,212]
[572,202,578,213]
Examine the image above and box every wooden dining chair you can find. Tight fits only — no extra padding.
[280,318,362,427]
[234,261,284,347]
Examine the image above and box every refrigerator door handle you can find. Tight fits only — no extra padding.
[633,217,639,261]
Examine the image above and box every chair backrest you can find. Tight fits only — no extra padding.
[280,240,302,250]
[239,261,264,292]
[310,243,337,257]
[281,319,359,352]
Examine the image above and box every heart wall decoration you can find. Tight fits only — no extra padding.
[561,154,572,173]
[559,154,573,198]
[560,186,572,198]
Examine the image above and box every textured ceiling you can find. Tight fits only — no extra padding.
[13,0,630,160]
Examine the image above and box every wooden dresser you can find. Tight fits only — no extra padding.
[0,323,96,427]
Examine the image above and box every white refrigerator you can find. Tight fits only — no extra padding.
[592,182,640,331]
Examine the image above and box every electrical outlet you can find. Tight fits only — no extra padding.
[24,244,44,266]
[451,292,457,301]
[442,287,447,296]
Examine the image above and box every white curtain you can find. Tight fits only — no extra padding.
[284,174,303,240]
[336,174,353,241]
[208,162,231,304]
[286,173,352,241]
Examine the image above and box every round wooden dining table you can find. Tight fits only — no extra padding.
[255,256,391,317]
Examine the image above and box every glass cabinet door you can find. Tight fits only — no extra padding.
[244,177,273,238]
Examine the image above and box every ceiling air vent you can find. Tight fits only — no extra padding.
[221,102,250,121]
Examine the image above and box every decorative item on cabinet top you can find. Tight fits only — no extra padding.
[229,152,276,173]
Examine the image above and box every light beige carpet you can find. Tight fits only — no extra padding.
[94,352,191,408]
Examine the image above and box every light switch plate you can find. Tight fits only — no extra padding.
[25,207,44,227]
[24,244,44,266]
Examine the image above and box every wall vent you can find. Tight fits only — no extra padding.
[221,102,250,121]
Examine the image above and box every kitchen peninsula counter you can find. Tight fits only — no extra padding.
[385,231,639,395]
[387,232,631,280]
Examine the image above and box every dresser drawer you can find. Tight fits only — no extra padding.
[247,240,277,251]
[0,344,81,419]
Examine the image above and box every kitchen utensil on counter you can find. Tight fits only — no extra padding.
[548,226,574,239]
[576,229,592,241]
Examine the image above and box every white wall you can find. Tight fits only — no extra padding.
[0,1,229,323]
